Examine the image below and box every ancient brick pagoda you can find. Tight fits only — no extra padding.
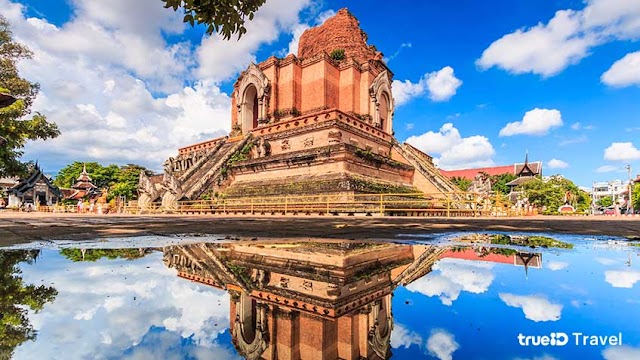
[163,240,540,359]
[139,8,458,211]
[162,240,442,360]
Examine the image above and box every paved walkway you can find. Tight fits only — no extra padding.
[1,212,639,246]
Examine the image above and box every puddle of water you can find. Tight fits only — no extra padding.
[1,233,639,360]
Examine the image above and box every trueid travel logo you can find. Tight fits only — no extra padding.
[517,332,623,347]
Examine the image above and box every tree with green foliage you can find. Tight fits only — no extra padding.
[0,250,57,358]
[109,164,151,200]
[0,16,60,177]
[54,162,119,190]
[597,196,613,208]
[59,248,152,262]
[490,173,518,195]
[518,175,591,214]
[162,0,267,39]
[54,162,152,201]
[451,176,471,191]
[633,183,640,211]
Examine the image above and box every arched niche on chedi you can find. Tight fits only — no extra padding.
[369,70,394,135]
[232,291,269,360]
[234,63,271,135]
[367,295,393,359]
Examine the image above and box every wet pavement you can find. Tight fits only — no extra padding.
[1,213,640,245]
[1,232,639,359]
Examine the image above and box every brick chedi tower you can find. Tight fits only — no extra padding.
[142,8,460,212]
[163,240,448,360]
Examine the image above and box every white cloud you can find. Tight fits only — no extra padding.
[499,293,563,322]
[196,0,312,82]
[514,355,559,360]
[406,123,495,170]
[546,261,568,271]
[392,66,462,105]
[406,258,494,306]
[571,122,582,130]
[602,51,640,87]
[390,323,423,349]
[3,0,314,171]
[477,0,640,76]
[559,135,588,146]
[384,42,412,63]
[393,78,427,106]
[596,257,619,266]
[604,142,640,161]
[603,345,640,360]
[604,270,640,288]
[477,10,595,76]
[499,108,563,137]
[547,159,569,169]
[426,329,459,360]
[596,165,621,173]
[425,66,463,102]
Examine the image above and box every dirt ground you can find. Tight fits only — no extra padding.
[1,212,639,246]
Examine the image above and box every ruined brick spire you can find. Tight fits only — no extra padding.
[297,8,381,64]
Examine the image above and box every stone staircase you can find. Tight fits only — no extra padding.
[392,247,449,288]
[181,133,253,200]
[177,139,227,182]
[394,142,466,208]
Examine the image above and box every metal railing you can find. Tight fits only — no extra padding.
[123,192,518,217]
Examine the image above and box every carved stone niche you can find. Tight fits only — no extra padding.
[328,130,342,144]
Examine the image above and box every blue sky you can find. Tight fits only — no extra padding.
[4,0,640,187]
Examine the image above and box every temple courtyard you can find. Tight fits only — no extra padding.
[1,212,639,246]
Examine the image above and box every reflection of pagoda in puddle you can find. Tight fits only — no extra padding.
[163,241,541,359]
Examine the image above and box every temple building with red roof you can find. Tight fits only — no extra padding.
[439,155,542,181]
[60,164,101,201]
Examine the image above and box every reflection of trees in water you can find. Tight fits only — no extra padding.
[59,248,154,262]
[0,250,57,359]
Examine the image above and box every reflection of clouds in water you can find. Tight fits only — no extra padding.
[546,261,568,271]
[597,258,618,266]
[426,329,459,360]
[499,294,562,322]
[570,299,592,308]
[390,323,422,349]
[405,258,494,306]
[120,329,240,360]
[604,270,640,288]
[602,345,640,360]
[514,355,558,360]
[13,252,231,359]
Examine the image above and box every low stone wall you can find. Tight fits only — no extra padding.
[222,173,417,198]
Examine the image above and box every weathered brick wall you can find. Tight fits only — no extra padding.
[298,8,379,64]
